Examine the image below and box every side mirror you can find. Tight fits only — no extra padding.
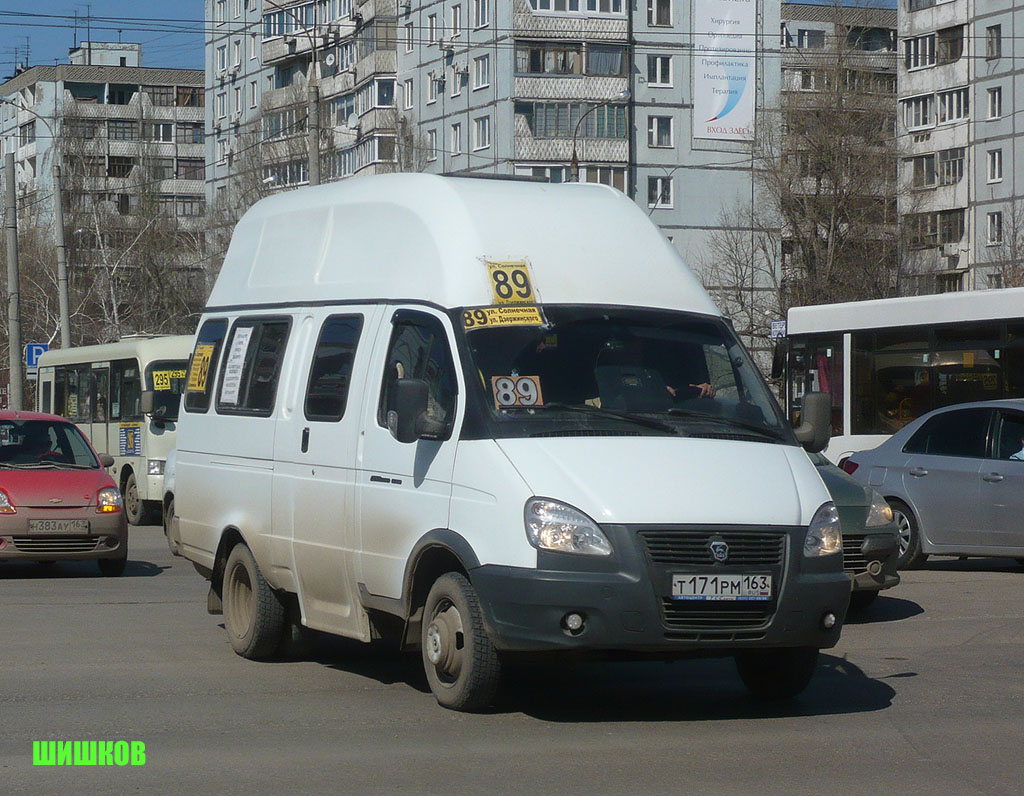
[140,390,155,415]
[389,378,430,444]
[793,391,832,454]
[98,453,115,468]
[770,341,786,380]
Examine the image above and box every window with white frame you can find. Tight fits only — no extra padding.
[217,92,226,118]
[216,0,226,24]
[647,0,670,26]
[937,88,968,124]
[797,29,825,49]
[902,94,933,130]
[473,0,488,28]
[937,147,964,185]
[474,54,490,89]
[987,87,1002,119]
[405,23,413,53]
[988,212,1003,245]
[428,14,437,44]
[217,45,227,71]
[249,80,258,108]
[530,0,624,12]
[451,63,464,96]
[647,55,671,87]
[427,73,439,103]
[986,25,1001,60]
[647,176,672,208]
[647,116,673,148]
[903,34,935,69]
[908,154,935,188]
[403,78,414,110]
[234,0,241,17]
[451,5,462,37]
[473,115,490,150]
[451,123,462,155]
[233,40,241,66]
[250,33,258,58]
[987,149,1003,182]
[426,129,437,161]
[233,86,241,114]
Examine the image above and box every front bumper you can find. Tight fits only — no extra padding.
[0,508,127,561]
[471,524,849,654]
[842,527,900,594]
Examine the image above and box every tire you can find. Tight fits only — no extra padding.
[163,498,180,556]
[98,546,128,577]
[123,471,144,526]
[890,499,928,570]
[223,543,286,660]
[421,572,502,712]
[735,647,819,699]
[849,590,879,611]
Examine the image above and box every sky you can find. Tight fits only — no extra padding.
[0,1,206,77]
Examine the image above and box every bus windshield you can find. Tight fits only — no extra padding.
[461,306,793,442]
[146,360,188,421]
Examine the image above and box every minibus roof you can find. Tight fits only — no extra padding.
[208,174,720,317]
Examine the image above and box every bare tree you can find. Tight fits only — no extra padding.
[985,199,1024,288]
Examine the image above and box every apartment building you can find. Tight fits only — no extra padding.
[0,42,206,264]
[899,0,1024,293]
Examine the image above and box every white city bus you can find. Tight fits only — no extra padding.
[36,335,193,525]
[785,287,1024,463]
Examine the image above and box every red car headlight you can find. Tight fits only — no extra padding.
[0,488,15,514]
[97,487,123,513]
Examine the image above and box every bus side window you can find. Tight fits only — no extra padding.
[41,381,52,414]
[110,359,141,421]
[54,368,67,416]
[93,369,109,422]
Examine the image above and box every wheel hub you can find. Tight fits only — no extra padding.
[425,605,464,679]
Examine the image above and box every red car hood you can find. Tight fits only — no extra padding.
[0,468,114,508]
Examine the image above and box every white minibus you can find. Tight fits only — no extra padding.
[37,335,192,524]
[175,174,848,711]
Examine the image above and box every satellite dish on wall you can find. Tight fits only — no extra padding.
[324,52,336,67]
[347,113,359,130]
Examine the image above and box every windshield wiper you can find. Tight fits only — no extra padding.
[530,402,679,434]
[666,408,787,441]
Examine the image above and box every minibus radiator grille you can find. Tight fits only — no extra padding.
[638,529,786,567]
[659,599,772,639]
[12,537,101,554]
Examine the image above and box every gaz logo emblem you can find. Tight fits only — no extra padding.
[709,538,729,563]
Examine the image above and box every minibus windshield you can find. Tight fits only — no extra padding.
[461,306,793,441]
[146,360,187,421]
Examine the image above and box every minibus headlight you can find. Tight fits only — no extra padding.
[96,488,123,514]
[147,459,165,476]
[0,488,16,514]
[524,499,611,556]
[865,490,894,528]
[804,502,842,557]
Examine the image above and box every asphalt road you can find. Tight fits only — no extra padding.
[2,527,1023,795]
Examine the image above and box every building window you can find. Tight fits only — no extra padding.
[937,88,968,123]
[217,92,227,118]
[217,45,227,71]
[647,55,671,87]
[988,212,1003,245]
[451,5,462,37]
[647,176,672,208]
[987,87,1002,119]
[530,0,624,12]
[903,34,935,69]
[249,80,258,108]
[428,14,437,44]
[936,272,963,293]
[426,129,437,161]
[937,208,965,244]
[177,196,204,217]
[107,156,135,178]
[233,86,242,114]
[986,25,1001,60]
[908,154,935,188]
[473,0,488,28]
[145,85,174,106]
[251,33,258,58]
[473,115,490,150]
[176,158,205,180]
[587,45,626,76]
[902,94,933,130]
[937,147,964,186]
[148,122,173,142]
[473,54,490,89]
[935,26,963,65]
[404,22,414,52]
[515,101,627,139]
[107,119,139,140]
[515,42,581,75]
[233,39,241,66]
[647,0,670,26]
[216,0,226,24]
[797,29,825,49]
[427,74,439,103]
[647,116,673,148]
[177,87,204,107]
[176,122,205,144]
[403,78,413,110]
[18,121,35,146]
[451,123,462,155]
[987,149,1003,183]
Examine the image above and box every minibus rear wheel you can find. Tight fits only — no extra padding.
[421,572,502,712]
[735,646,819,699]
[223,543,286,660]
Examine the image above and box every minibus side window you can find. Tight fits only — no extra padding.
[377,313,457,434]
[215,318,291,417]
[185,319,229,413]
[305,315,364,422]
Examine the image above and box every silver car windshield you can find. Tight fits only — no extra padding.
[461,306,792,441]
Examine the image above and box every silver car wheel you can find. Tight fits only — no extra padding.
[894,509,912,558]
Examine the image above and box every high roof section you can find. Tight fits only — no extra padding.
[208,174,720,317]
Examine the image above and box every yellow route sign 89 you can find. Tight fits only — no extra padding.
[187,344,215,392]
[486,261,535,305]
[462,305,544,330]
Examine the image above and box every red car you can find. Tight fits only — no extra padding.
[0,411,128,576]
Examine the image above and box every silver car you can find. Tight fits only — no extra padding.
[843,399,1024,569]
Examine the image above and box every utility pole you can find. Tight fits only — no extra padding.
[307,82,320,186]
[5,153,24,410]
[52,164,71,348]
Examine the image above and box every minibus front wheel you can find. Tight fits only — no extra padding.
[223,543,286,660]
[421,572,502,712]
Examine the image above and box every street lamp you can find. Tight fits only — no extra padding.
[570,89,630,183]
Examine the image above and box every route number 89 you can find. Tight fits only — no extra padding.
[488,263,534,304]
[492,376,543,409]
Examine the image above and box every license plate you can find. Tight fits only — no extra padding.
[28,519,91,534]
[671,573,772,601]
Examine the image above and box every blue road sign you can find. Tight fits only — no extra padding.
[25,343,49,368]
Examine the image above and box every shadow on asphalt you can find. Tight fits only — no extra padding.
[844,595,924,625]
[297,635,895,721]
[919,556,1024,574]
[0,559,169,578]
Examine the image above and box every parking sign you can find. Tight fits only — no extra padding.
[25,343,49,368]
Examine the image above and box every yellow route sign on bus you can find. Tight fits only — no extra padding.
[461,305,544,330]
[187,345,215,392]
[486,261,535,305]
[153,369,186,390]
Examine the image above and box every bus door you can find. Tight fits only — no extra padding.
[90,363,111,455]
[110,359,144,462]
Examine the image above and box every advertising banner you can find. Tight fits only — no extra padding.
[693,0,757,142]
